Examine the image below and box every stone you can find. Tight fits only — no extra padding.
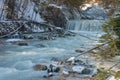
[81,68,91,74]
[75,49,84,53]
[48,72,54,77]
[51,57,60,61]
[33,64,47,71]
[47,64,54,73]
[57,61,63,66]
[35,44,46,48]
[62,70,69,76]
[66,57,75,65]
[24,35,34,39]
[90,68,98,76]
[54,67,60,72]
[72,66,85,73]
[17,42,28,46]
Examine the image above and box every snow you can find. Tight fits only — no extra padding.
[62,71,69,75]
[81,4,92,10]
[72,66,85,73]
[32,25,44,32]
[48,4,63,9]
[106,76,116,80]
[67,57,75,61]
[6,39,24,42]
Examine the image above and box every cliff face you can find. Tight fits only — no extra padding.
[0,0,82,26]
[0,0,109,38]
[0,0,108,26]
[0,0,45,22]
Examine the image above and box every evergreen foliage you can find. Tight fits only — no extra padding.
[115,71,120,78]
[100,14,120,57]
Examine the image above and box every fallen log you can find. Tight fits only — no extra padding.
[75,40,112,57]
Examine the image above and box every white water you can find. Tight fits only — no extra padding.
[67,20,105,32]
[0,20,104,80]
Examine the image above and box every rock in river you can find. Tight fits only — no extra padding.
[33,64,47,71]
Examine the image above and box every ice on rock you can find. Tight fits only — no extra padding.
[72,66,85,73]
[6,39,24,42]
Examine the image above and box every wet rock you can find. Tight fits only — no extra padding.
[24,35,34,39]
[74,59,85,65]
[81,68,91,74]
[35,44,46,48]
[38,36,50,40]
[17,42,28,46]
[33,64,47,71]
[48,72,54,77]
[75,49,84,53]
[47,64,60,73]
[51,57,60,61]
[47,64,54,73]
[90,68,98,76]
[54,67,60,72]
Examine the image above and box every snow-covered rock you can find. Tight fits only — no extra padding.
[72,66,85,73]
[48,4,63,9]
[62,70,69,75]
[6,39,24,42]
[67,57,75,61]
[66,57,75,64]
[81,5,108,20]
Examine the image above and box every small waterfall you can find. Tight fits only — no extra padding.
[66,20,105,31]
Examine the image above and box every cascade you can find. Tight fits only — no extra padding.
[66,20,105,31]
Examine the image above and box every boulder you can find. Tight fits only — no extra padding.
[72,66,85,73]
[41,6,67,28]
[33,64,47,71]
[62,70,69,76]
[81,68,91,74]
[54,67,60,72]
[66,57,75,65]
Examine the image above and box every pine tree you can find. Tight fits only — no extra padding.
[100,12,120,57]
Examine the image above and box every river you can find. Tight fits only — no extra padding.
[0,20,105,80]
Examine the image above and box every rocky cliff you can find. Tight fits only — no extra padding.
[0,0,108,38]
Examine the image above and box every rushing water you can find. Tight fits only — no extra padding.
[66,20,105,31]
[0,20,105,80]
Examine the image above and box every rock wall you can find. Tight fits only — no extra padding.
[0,0,44,22]
[0,0,109,35]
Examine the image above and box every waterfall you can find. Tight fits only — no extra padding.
[66,20,105,31]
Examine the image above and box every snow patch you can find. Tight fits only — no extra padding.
[72,66,85,73]
[6,39,24,42]
[48,4,63,9]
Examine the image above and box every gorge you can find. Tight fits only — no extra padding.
[0,0,119,80]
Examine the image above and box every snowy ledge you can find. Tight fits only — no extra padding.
[48,4,63,9]
[6,39,24,42]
